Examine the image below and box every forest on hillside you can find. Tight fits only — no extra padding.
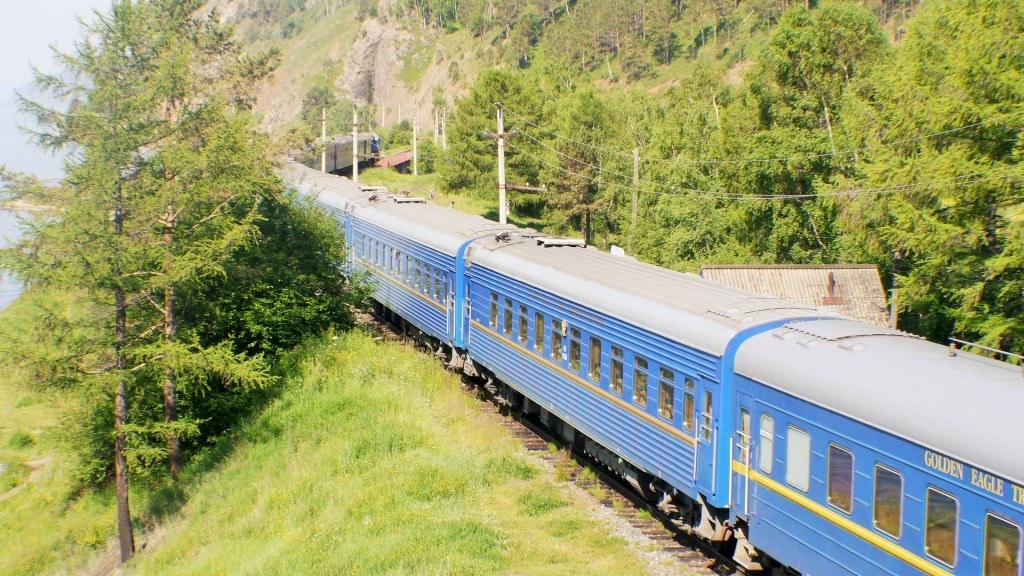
[433,0,1023,356]
[225,0,1022,356]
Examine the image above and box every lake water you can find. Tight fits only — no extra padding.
[0,209,25,310]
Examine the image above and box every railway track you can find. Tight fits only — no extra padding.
[474,384,738,576]
[362,312,741,576]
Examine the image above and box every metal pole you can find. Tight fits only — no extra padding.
[321,107,327,173]
[413,112,419,177]
[352,108,359,185]
[630,148,639,251]
[632,148,639,227]
[889,250,901,329]
[497,103,507,225]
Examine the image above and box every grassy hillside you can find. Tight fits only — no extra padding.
[127,330,665,575]
[0,303,690,574]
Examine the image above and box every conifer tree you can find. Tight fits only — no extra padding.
[837,0,1024,351]
[4,0,280,561]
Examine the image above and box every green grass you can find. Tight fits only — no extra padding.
[358,167,549,232]
[0,369,113,575]
[126,330,646,575]
[0,305,661,574]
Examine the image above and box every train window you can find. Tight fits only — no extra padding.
[519,305,529,344]
[984,514,1021,576]
[658,368,674,420]
[684,379,695,432]
[534,312,545,353]
[610,347,623,394]
[759,414,774,474]
[569,328,581,372]
[701,390,713,442]
[785,427,811,492]
[633,357,648,406]
[504,298,513,337]
[420,263,429,291]
[404,255,411,284]
[489,294,498,328]
[434,272,441,301]
[588,337,602,381]
[925,487,958,567]
[873,464,903,539]
[415,260,422,289]
[827,444,854,514]
[551,320,563,362]
[736,408,750,464]
[361,235,367,258]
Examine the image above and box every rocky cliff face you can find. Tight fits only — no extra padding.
[211,1,472,137]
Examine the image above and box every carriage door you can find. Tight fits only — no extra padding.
[446,272,455,340]
[696,382,717,492]
[732,393,753,517]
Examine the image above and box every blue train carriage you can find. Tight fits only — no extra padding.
[281,162,369,269]
[346,193,514,352]
[459,231,835,539]
[733,319,1024,575]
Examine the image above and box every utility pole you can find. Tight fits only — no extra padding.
[413,112,419,177]
[482,104,519,225]
[352,108,359,185]
[441,110,447,150]
[631,148,639,227]
[631,148,639,251]
[497,104,507,224]
[321,107,327,173]
[889,250,901,329]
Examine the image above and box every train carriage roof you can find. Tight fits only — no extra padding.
[736,319,1024,485]
[282,162,514,255]
[281,161,366,213]
[354,203,513,255]
[467,235,838,356]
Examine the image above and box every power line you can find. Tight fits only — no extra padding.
[507,140,1014,202]
[503,106,1024,167]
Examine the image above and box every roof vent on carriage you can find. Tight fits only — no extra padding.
[536,237,586,248]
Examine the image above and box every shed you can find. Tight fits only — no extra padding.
[700,264,890,327]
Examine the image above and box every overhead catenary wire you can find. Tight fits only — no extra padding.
[506,139,1014,202]
[503,106,1024,167]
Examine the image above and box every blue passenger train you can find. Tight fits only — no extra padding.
[285,162,1024,576]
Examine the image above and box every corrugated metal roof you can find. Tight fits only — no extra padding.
[700,265,890,327]
[377,150,414,168]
